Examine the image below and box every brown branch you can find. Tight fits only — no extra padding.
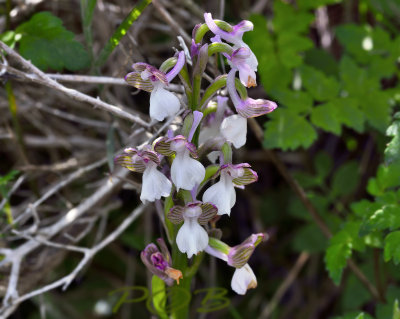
[258,252,310,319]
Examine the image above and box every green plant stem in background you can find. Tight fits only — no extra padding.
[5,82,28,165]
[94,0,152,68]
[80,0,97,65]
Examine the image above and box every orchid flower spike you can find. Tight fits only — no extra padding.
[202,163,258,216]
[154,135,205,191]
[206,233,265,294]
[141,238,183,286]
[168,201,218,258]
[115,147,171,203]
[204,13,258,87]
[227,69,278,118]
[125,51,185,121]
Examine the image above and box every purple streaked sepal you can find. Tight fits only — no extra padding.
[114,147,160,173]
[227,69,277,118]
[167,201,217,225]
[132,62,168,84]
[216,163,258,186]
[227,233,265,268]
[154,135,198,159]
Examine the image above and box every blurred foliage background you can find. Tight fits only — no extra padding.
[0,0,400,318]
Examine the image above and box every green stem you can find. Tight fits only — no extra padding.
[194,20,233,44]
[94,0,152,68]
[80,0,97,66]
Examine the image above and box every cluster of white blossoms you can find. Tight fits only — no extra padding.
[116,13,277,295]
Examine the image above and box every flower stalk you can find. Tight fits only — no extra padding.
[116,11,278,317]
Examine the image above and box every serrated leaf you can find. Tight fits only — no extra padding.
[292,224,327,253]
[299,65,340,101]
[16,12,89,71]
[270,89,313,114]
[377,286,400,319]
[339,56,380,97]
[245,14,274,58]
[332,313,373,319]
[325,222,364,284]
[341,274,372,311]
[325,240,352,285]
[336,24,371,64]
[384,231,400,264]
[315,152,333,180]
[259,54,292,92]
[264,109,317,150]
[333,98,365,133]
[277,33,314,68]
[351,199,382,218]
[304,48,339,77]
[298,0,342,9]
[369,163,400,196]
[331,161,359,198]
[273,0,315,34]
[310,102,342,135]
[359,91,391,132]
[385,113,400,165]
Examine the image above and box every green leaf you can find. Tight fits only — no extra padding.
[299,65,340,101]
[16,12,90,71]
[333,98,365,133]
[377,286,400,319]
[0,31,17,47]
[292,224,327,253]
[277,33,314,68]
[368,163,400,196]
[325,239,352,285]
[393,299,400,319]
[325,222,364,284]
[151,276,168,319]
[385,113,400,165]
[384,231,400,264]
[315,152,333,180]
[359,91,391,132]
[310,102,342,135]
[362,205,400,233]
[332,312,374,319]
[259,54,292,92]
[341,274,372,311]
[273,0,314,34]
[336,24,371,64]
[331,161,360,198]
[0,170,19,186]
[245,14,274,58]
[368,0,400,19]
[339,56,380,97]
[304,48,339,77]
[270,89,313,114]
[298,0,342,9]
[264,109,317,150]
